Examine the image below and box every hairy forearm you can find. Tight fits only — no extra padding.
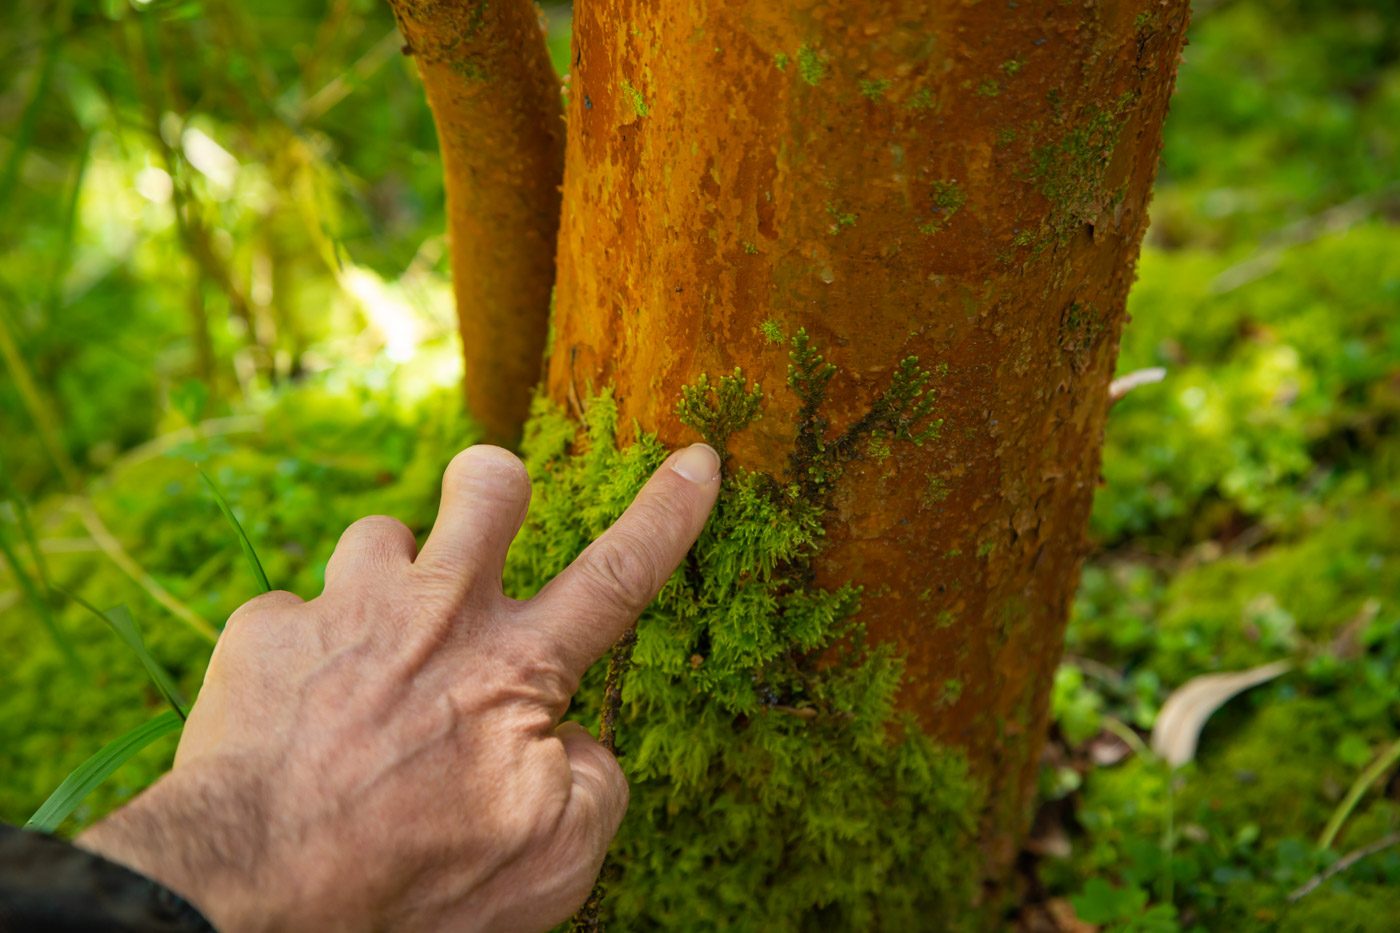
[76,758,284,931]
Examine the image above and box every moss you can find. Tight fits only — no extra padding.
[796,44,826,87]
[866,431,892,463]
[1001,58,1024,77]
[774,51,789,72]
[922,474,950,507]
[506,353,980,928]
[976,79,1001,98]
[1058,301,1107,372]
[786,331,941,502]
[676,369,762,463]
[825,201,857,234]
[1280,886,1400,933]
[918,179,966,235]
[1029,93,1136,240]
[620,78,649,118]
[859,78,891,101]
[1181,697,1360,840]
[905,87,936,111]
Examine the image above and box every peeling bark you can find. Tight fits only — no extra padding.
[545,0,1190,877]
[389,0,564,445]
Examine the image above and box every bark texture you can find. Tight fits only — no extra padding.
[389,0,564,445]
[546,0,1189,870]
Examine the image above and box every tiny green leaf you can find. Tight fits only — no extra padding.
[198,467,271,594]
[25,710,183,833]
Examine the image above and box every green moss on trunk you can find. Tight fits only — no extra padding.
[504,347,981,929]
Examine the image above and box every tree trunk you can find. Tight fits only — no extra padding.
[389,0,563,445]
[546,0,1189,873]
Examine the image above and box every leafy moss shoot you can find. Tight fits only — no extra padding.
[503,333,978,929]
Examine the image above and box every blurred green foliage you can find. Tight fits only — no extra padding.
[1050,0,1400,928]
[0,0,1397,929]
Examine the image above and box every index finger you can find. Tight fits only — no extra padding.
[526,443,721,678]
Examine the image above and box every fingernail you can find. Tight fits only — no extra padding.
[671,443,721,484]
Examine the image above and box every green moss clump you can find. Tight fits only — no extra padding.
[504,345,978,930]
[859,78,891,101]
[620,78,650,118]
[1030,93,1136,240]
[676,369,762,463]
[905,87,936,111]
[796,45,827,87]
[918,180,966,235]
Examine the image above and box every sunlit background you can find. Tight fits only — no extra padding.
[1,0,1397,927]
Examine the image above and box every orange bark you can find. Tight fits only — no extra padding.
[389,0,563,445]
[546,0,1189,867]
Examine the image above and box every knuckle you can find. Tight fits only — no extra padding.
[627,491,688,547]
[472,632,578,711]
[346,514,412,544]
[224,589,301,629]
[333,515,414,570]
[579,533,658,614]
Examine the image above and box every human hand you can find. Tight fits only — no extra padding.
[76,442,722,932]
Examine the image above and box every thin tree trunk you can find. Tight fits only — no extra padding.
[389,0,564,445]
[547,0,1189,873]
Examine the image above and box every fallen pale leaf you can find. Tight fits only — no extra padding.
[1150,661,1292,767]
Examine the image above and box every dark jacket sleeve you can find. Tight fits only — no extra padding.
[0,823,214,932]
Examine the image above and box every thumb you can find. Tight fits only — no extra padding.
[556,721,629,855]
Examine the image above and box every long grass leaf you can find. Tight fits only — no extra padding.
[0,7,65,221]
[1320,736,1400,850]
[73,499,218,643]
[0,455,52,590]
[0,515,83,673]
[25,710,183,833]
[197,467,271,594]
[63,593,187,719]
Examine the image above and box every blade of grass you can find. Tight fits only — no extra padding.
[25,710,183,833]
[1320,736,1400,850]
[0,513,82,673]
[73,498,218,643]
[0,0,72,224]
[0,453,53,590]
[0,303,82,492]
[197,468,271,595]
[63,593,186,719]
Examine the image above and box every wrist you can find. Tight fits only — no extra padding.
[76,759,287,931]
